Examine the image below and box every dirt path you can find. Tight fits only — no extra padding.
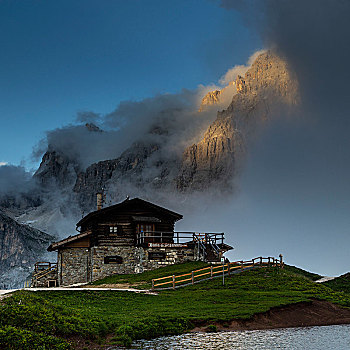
[0,287,157,299]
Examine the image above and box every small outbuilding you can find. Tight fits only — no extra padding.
[33,197,232,287]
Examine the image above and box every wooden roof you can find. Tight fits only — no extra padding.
[76,197,183,228]
[47,231,91,251]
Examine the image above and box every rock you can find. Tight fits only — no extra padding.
[199,89,222,111]
[0,210,54,288]
[177,51,299,192]
[34,150,80,189]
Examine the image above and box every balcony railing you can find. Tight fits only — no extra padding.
[136,231,224,246]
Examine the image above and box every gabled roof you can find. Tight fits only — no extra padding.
[76,197,183,228]
[47,230,91,252]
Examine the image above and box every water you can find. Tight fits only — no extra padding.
[128,324,350,350]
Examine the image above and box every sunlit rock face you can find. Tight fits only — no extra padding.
[177,51,299,192]
[198,81,236,112]
[199,89,222,111]
[0,211,53,288]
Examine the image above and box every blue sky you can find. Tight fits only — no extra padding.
[0,0,259,168]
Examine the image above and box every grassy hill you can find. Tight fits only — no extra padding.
[1,263,349,349]
[323,272,350,294]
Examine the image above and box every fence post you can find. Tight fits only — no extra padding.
[152,279,154,290]
[192,271,194,285]
[228,263,230,276]
[260,256,262,265]
[241,261,244,271]
[172,275,175,289]
[279,254,283,268]
[210,266,213,279]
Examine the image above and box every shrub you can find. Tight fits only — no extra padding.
[206,324,217,333]
[0,326,70,350]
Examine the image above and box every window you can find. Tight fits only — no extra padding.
[104,255,123,264]
[149,252,166,260]
[109,226,118,233]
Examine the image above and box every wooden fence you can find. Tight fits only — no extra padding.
[151,256,283,290]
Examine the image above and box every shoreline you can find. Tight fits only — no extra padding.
[191,299,350,333]
[70,299,350,349]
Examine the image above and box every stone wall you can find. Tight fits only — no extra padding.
[91,246,145,281]
[90,246,196,282]
[58,248,91,286]
[55,245,198,286]
[143,247,196,270]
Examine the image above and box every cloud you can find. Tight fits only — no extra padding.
[0,164,35,195]
[218,0,350,275]
[219,50,265,85]
[33,79,238,170]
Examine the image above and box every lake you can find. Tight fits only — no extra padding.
[128,324,350,349]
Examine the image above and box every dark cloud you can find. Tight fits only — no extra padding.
[218,0,350,275]
[221,0,350,111]
[0,165,35,195]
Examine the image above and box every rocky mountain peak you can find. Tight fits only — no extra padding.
[177,51,299,192]
[199,89,222,111]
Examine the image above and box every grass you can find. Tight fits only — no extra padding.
[283,264,322,281]
[323,273,350,294]
[1,263,350,349]
[90,260,209,289]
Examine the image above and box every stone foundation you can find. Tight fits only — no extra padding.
[91,246,145,281]
[54,245,197,286]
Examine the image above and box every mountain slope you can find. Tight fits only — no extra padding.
[0,211,54,288]
[323,273,350,294]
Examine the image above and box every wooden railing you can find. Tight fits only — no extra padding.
[151,256,283,290]
[136,231,224,246]
[34,261,57,273]
[30,262,58,287]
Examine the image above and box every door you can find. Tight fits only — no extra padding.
[137,223,155,244]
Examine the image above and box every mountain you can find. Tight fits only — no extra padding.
[0,211,54,288]
[33,122,102,189]
[1,52,299,215]
[177,51,298,191]
[72,51,298,206]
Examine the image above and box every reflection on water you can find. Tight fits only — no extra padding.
[128,324,350,350]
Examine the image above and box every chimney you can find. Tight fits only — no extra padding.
[97,193,103,210]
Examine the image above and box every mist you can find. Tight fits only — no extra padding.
[211,0,350,276]
[0,165,35,196]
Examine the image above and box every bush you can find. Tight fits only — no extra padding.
[206,324,217,333]
[113,317,191,346]
[0,326,70,350]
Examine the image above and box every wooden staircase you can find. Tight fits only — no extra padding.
[30,262,58,288]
